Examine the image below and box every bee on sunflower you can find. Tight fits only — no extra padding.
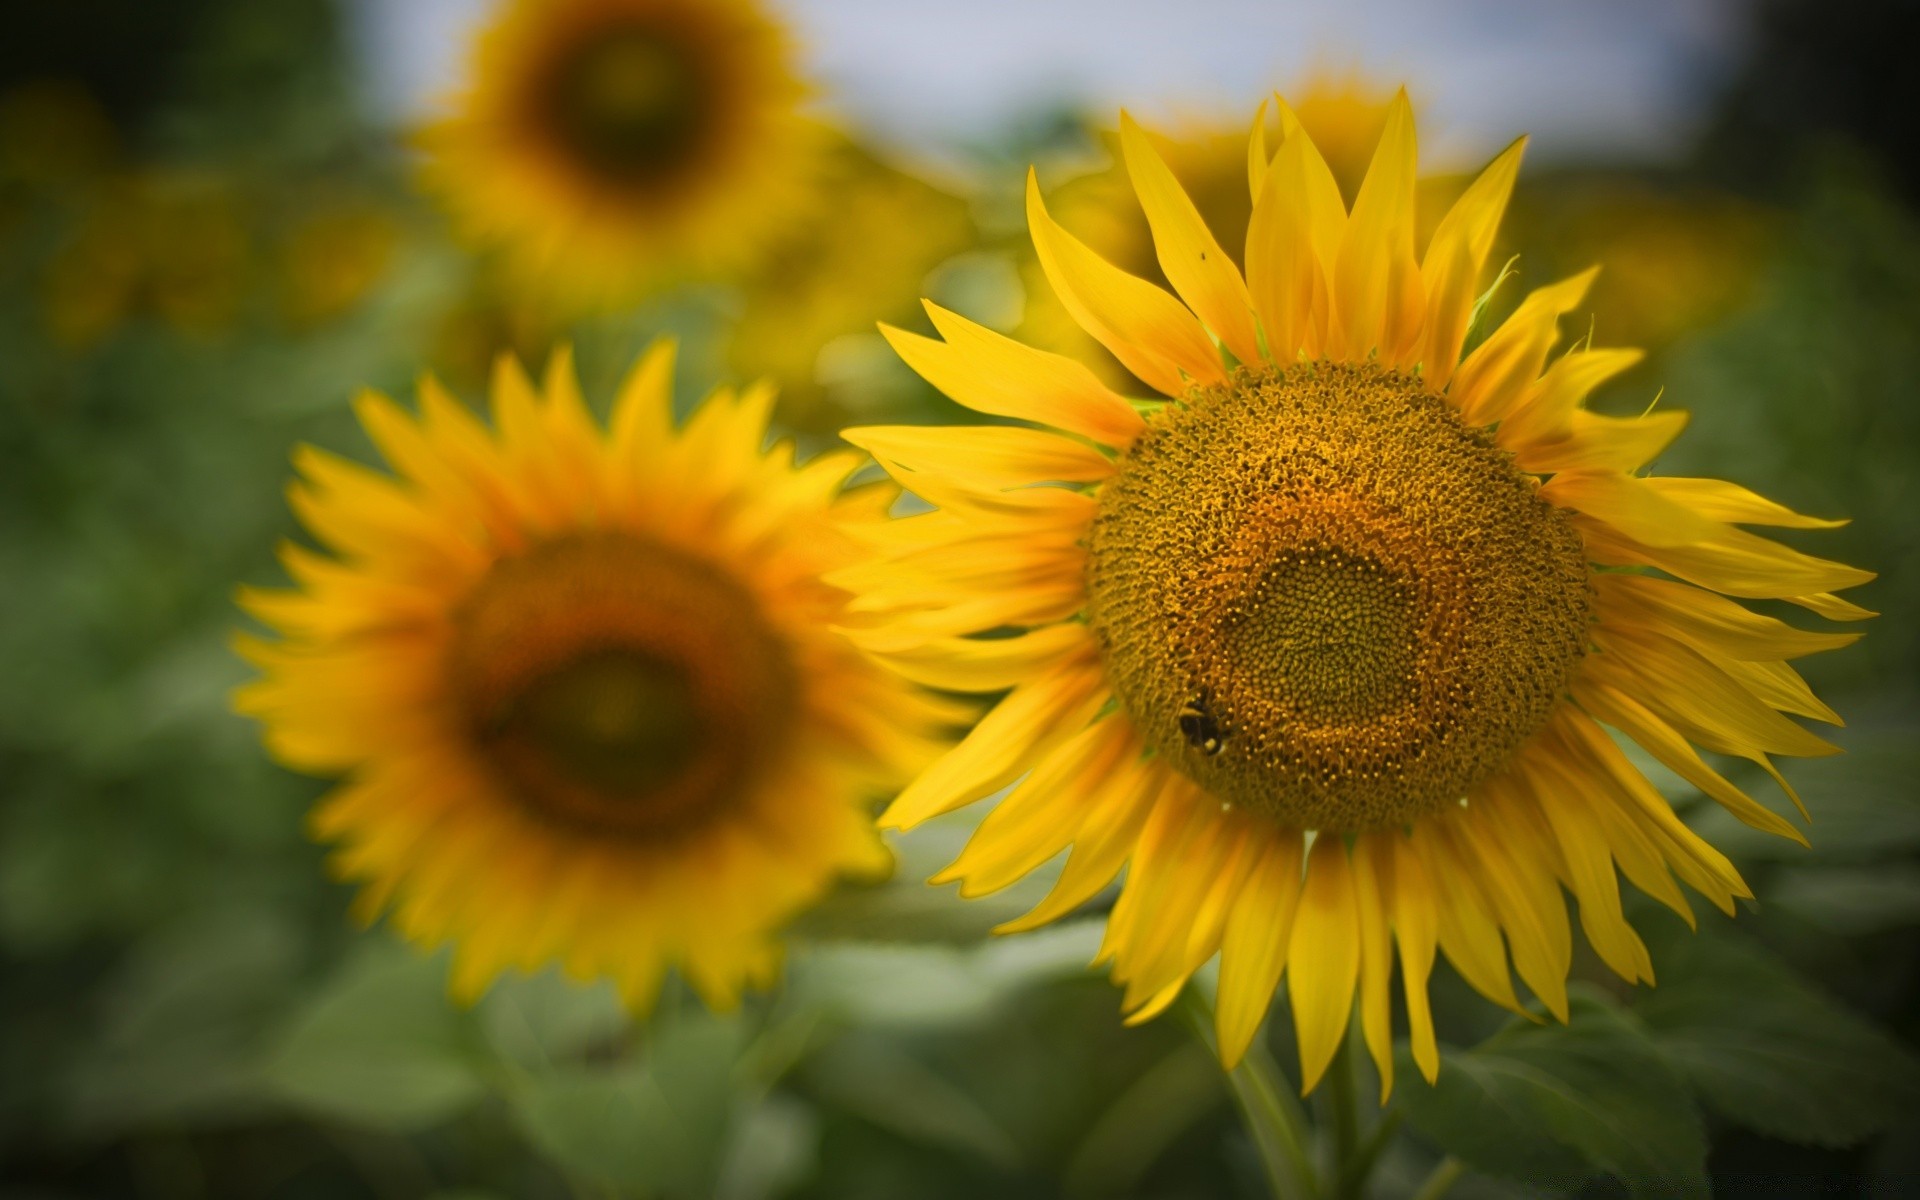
[842,92,1871,1094]
[235,345,950,1009]
[416,0,829,310]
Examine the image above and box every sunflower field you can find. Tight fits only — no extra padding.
[4,2,1920,1197]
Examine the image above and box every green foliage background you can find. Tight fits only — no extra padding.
[2,1,1918,1196]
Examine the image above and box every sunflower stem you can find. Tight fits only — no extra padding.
[1177,986,1319,1200]
[1325,1032,1361,1184]
[1409,1156,1467,1200]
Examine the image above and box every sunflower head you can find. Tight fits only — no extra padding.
[235,343,949,1009]
[417,0,828,309]
[849,89,1871,1096]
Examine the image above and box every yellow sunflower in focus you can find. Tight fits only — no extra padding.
[845,92,1872,1095]
[417,0,827,310]
[236,345,947,1008]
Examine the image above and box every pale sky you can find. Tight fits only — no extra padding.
[345,0,1753,170]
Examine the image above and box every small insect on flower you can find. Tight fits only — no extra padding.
[845,90,1872,1097]
[234,343,949,1010]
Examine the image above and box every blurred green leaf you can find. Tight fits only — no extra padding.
[1632,925,1920,1146]
[61,909,302,1136]
[265,939,491,1131]
[507,1009,745,1195]
[715,1092,820,1200]
[477,968,627,1070]
[791,920,1103,1030]
[802,1032,1024,1171]
[1395,988,1708,1197]
[1768,862,1920,935]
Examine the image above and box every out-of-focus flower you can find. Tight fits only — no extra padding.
[0,81,117,193]
[42,171,250,347]
[1020,76,1463,390]
[417,0,831,313]
[1505,181,1776,353]
[275,197,403,329]
[847,93,1870,1094]
[725,141,976,431]
[234,345,950,1008]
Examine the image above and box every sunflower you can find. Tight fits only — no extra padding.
[844,92,1872,1095]
[416,0,828,310]
[235,344,948,1008]
[1020,78,1459,393]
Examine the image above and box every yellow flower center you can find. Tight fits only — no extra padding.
[540,24,712,186]
[1087,363,1592,831]
[449,533,795,836]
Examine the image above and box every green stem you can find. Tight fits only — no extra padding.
[1325,1034,1360,1181]
[1409,1156,1466,1200]
[1335,1111,1402,1200]
[1178,987,1320,1200]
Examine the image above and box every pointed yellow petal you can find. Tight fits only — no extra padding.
[1416,137,1526,388]
[1120,111,1262,364]
[1216,828,1306,1068]
[880,652,1108,829]
[1026,169,1226,396]
[1329,90,1424,366]
[1641,477,1848,529]
[1498,347,1646,452]
[882,303,1145,447]
[1387,833,1441,1083]
[1246,99,1272,203]
[1352,835,1396,1101]
[1245,106,1346,363]
[1449,269,1597,425]
[609,338,678,468]
[844,424,1114,491]
[1288,836,1361,1094]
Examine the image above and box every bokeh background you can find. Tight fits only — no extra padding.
[3,0,1917,1196]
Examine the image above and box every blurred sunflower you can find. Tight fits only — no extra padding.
[726,141,976,432]
[1022,76,1461,391]
[417,0,829,311]
[42,171,250,347]
[235,345,949,1007]
[275,195,403,329]
[846,93,1872,1094]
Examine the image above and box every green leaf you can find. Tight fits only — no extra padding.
[1633,925,1920,1147]
[477,968,627,1069]
[715,1093,820,1200]
[264,940,490,1131]
[1395,988,1708,1197]
[507,1009,746,1195]
[801,1032,1025,1170]
[1768,863,1920,935]
[789,919,1103,1030]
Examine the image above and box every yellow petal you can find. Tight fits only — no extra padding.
[1595,573,1860,662]
[1120,112,1262,365]
[1641,477,1848,529]
[1416,136,1525,388]
[844,424,1114,491]
[1515,409,1689,474]
[1574,513,1876,601]
[1328,90,1424,366]
[1245,98,1272,203]
[1351,834,1396,1101]
[880,652,1108,828]
[609,338,678,469]
[856,622,1094,693]
[1245,101,1347,363]
[1288,836,1361,1094]
[1216,828,1306,1068]
[1387,832,1441,1083]
[1498,347,1645,452]
[882,303,1145,447]
[1449,269,1597,426]
[1026,169,1226,396]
